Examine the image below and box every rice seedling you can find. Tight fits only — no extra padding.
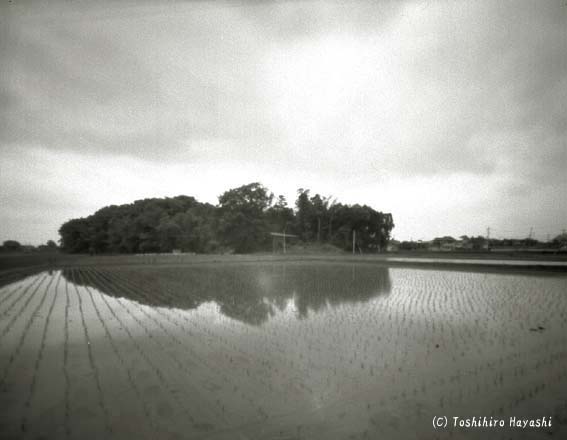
[0,262,565,439]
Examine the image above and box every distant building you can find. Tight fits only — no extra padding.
[429,236,457,251]
[454,239,473,250]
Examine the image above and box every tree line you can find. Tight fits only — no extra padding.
[59,182,394,254]
[396,234,567,251]
[0,240,58,253]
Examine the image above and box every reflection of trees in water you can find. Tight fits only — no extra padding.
[0,267,48,290]
[62,263,391,326]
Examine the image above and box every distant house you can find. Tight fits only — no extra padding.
[454,238,473,250]
[429,236,457,251]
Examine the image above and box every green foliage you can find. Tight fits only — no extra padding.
[294,189,315,241]
[265,195,294,235]
[59,196,208,254]
[329,204,394,251]
[468,236,487,250]
[552,233,567,248]
[217,183,273,253]
[2,240,22,252]
[58,182,395,254]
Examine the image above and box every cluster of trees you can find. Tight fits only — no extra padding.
[488,235,567,248]
[59,182,394,254]
[0,240,58,253]
[294,189,393,251]
[396,233,567,251]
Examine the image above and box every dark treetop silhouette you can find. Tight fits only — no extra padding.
[59,183,394,255]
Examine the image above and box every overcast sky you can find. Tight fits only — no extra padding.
[1,0,565,245]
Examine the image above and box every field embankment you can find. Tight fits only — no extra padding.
[1,250,567,277]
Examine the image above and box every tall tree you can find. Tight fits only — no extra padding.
[266,195,295,233]
[217,182,273,253]
[156,214,182,252]
[295,188,315,241]
[59,218,91,253]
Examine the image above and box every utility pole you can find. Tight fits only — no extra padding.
[528,227,533,240]
[486,227,490,251]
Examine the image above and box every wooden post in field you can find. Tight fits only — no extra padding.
[269,231,297,254]
[352,230,356,255]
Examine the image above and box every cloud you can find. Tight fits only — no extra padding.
[1,1,280,161]
[260,0,566,183]
[0,0,565,243]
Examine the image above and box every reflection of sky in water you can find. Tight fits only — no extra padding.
[4,265,566,437]
[59,262,393,327]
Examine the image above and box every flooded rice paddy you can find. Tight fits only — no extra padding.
[1,262,566,439]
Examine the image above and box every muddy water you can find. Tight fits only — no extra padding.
[0,263,566,439]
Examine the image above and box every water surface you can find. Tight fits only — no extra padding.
[0,262,566,439]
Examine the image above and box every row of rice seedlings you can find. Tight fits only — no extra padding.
[0,274,45,326]
[96,268,304,421]
[292,276,562,417]
[0,265,560,439]
[20,272,62,433]
[108,268,308,397]
[0,269,43,293]
[97,269,245,362]
[440,300,564,408]
[244,301,368,400]
[159,310,303,411]
[74,269,158,436]
[97,269,226,364]
[409,273,562,342]
[305,271,562,431]
[243,271,557,425]
[272,299,391,404]
[445,346,566,415]
[0,273,26,292]
[85,268,234,426]
[62,277,71,439]
[0,275,53,391]
[72,266,567,436]
[0,283,25,309]
[379,345,566,434]
[68,269,113,436]
[77,268,213,431]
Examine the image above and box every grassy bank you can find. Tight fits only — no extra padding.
[1,250,566,276]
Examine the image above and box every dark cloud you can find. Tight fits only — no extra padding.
[1,2,282,161]
[0,0,565,243]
